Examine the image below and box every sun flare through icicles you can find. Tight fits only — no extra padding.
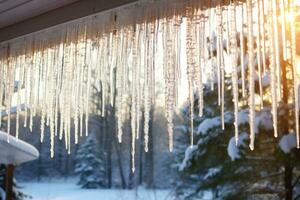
[0,0,299,172]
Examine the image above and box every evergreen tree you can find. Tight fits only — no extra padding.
[75,133,106,189]
[173,32,300,200]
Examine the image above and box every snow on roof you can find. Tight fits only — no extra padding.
[227,132,248,161]
[0,131,39,165]
[279,133,297,154]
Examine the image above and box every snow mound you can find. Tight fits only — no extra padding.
[279,133,297,154]
[227,132,248,161]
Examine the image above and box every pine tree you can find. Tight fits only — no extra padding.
[173,28,300,200]
[75,133,106,189]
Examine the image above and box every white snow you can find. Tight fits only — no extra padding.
[179,145,197,171]
[0,131,39,165]
[0,188,5,200]
[21,181,171,200]
[279,133,297,154]
[227,132,248,161]
[262,73,270,87]
[254,111,273,133]
[203,167,222,179]
[237,109,273,133]
[197,117,221,135]
[237,110,249,125]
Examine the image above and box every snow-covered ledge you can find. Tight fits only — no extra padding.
[0,131,39,166]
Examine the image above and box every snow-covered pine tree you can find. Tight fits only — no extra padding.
[75,133,106,189]
[174,13,300,200]
[173,78,246,199]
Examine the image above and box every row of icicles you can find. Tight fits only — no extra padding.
[0,0,299,172]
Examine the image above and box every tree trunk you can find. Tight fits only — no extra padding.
[5,165,14,200]
[284,157,293,200]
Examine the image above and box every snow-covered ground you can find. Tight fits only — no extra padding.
[21,181,173,200]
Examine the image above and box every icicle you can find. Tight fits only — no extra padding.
[259,0,267,74]
[269,4,278,139]
[131,122,136,173]
[240,3,246,98]
[272,0,281,101]
[209,8,215,91]
[197,11,205,117]
[186,7,196,148]
[226,7,230,54]
[85,42,92,137]
[216,5,222,106]
[16,53,25,140]
[280,0,287,60]
[6,48,15,142]
[290,3,299,148]
[219,7,225,130]
[229,2,239,145]
[144,21,156,152]
[0,51,5,128]
[256,0,263,108]
[117,29,125,143]
[247,0,256,150]
[131,29,137,170]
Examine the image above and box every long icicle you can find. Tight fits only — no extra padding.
[230,2,239,145]
[272,0,281,101]
[240,3,246,98]
[257,0,263,108]
[260,0,267,74]
[247,0,256,150]
[280,0,287,60]
[269,2,278,139]
[290,2,299,148]
[216,4,222,107]
[186,7,195,148]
